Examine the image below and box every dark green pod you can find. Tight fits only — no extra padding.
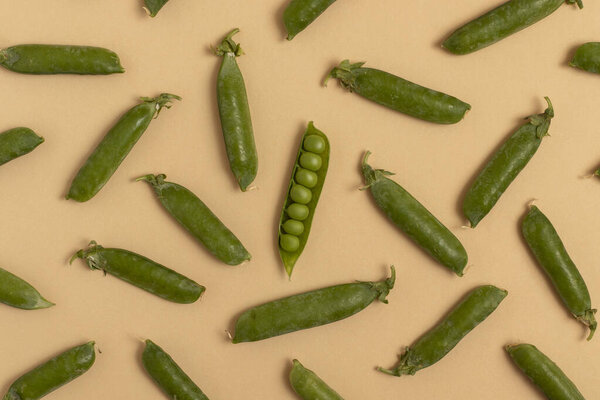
[289,359,343,400]
[362,152,468,276]
[138,174,251,266]
[506,343,585,400]
[3,341,96,400]
[215,29,258,192]
[379,285,507,376]
[70,241,204,304]
[570,42,600,74]
[144,0,170,17]
[283,0,337,40]
[325,60,470,124]
[522,205,597,340]
[142,340,209,400]
[443,0,583,55]
[0,44,124,75]
[0,267,53,310]
[463,97,553,228]
[0,127,43,166]
[232,267,395,343]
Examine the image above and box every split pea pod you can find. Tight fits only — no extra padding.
[70,241,204,304]
[283,0,337,40]
[0,266,53,310]
[142,340,209,400]
[144,0,170,17]
[0,44,124,75]
[521,205,597,340]
[463,97,554,228]
[362,152,468,276]
[506,343,585,400]
[443,0,583,55]
[0,127,43,166]
[378,285,507,376]
[66,93,180,202]
[232,266,395,343]
[289,359,344,400]
[3,341,96,400]
[137,174,251,266]
[325,60,470,124]
[278,122,329,278]
[570,42,600,74]
[215,29,258,191]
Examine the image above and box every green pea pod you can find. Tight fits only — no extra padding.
[278,122,330,278]
[70,241,205,304]
[570,42,600,74]
[0,44,124,75]
[325,60,470,124]
[379,285,507,376]
[142,340,209,400]
[137,174,251,266]
[144,0,170,17]
[0,127,43,166]
[443,0,583,55]
[0,267,53,310]
[506,344,585,400]
[521,205,597,340]
[214,29,258,192]
[232,266,395,343]
[289,359,343,400]
[362,152,468,276]
[66,93,181,202]
[283,0,337,40]
[3,341,96,400]
[463,97,554,228]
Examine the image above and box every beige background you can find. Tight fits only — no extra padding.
[0,0,598,398]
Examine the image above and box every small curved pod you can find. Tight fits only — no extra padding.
[362,152,468,276]
[521,205,597,340]
[278,122,330,277]
[506,344,585,400]
[142,340,209,400]
[570,42,600,74]
[283,0,337,40]
[0,44,124,75]
[463,97,554,228]
[0,127,43,167]
[232,266,395,343]
[443,0,583,55]
[0,266,53,310]
[3,341,96,400]
[379,285,507,376]
[289,359,343,400]
[70,241,204,304]
[144,0,170,17]
[325,60,470,124]
[138,174,251,266]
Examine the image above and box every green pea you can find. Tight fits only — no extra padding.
[280,234,300,252]
[3,341,96,400]
[144,0,170,17]
[289,359,344,400]
[303,135,326,153]
[295,168,318,188]
[379,285,507,376]
[233,267,395,343]
[290,184,313,204]
[70,241,205,304]
[283,220,305,236]
[283,0,338,40]
[0,267,54,310]
[287,203,310,220]
[570,42,600,74]
[299,152,322,171]
[325,60,470,124]
[0,127,44,167]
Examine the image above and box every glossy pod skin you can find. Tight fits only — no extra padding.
[289,359,343,400]
[570,42,600,74]
[506,344,585,400]
[283,0,337,40]
[144,0,170,17]
[443,0,583,55]
[463,97,554,228]
[521,205,597,340]
[66,93,181,202]
[362,152,468,276]
[70,241,204,304]
[232,267,395,343]
[0,267,53,310]
[0,44,124,75]
[138,174,251,265]
[325,60,470,124]
[379,285,507,376]
[0,127,43,166]
[215,29,258,191]
[278,122,330,277]
[3,341,95,400]
[142,340,209,400]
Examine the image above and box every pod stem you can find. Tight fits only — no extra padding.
[566,0,583,9]
[360,151,395,190]
[215,28,243,57]
[139,93,181,119]
[578,309,597,340]
[377,347,415,376]
[357,266,396,303]
[136,173,167,188]
[526,97,554,139]
[323,59,365,89]
[69,241,107,272]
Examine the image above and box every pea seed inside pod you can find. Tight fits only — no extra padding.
[280,234,300,252]
[300,152,322,171]
[283,220,305,235]
[295,168,318,188]
[287,203,310,220]
[290,184,313,204]
[303,135,326,153]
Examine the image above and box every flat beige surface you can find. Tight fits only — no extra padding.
[0,0,599,398]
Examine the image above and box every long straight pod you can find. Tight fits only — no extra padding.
[289,359,343,400]
[0,267,53,310]
[0,128,43,166]
[283,0,337,40]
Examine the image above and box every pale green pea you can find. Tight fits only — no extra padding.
[300,153,322,171]
[295,168,318,188]
[283,220,305,235]
[303,135,326,153]
[287,203,310,220]
[280,234,300,252]
[290,185,312,204]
